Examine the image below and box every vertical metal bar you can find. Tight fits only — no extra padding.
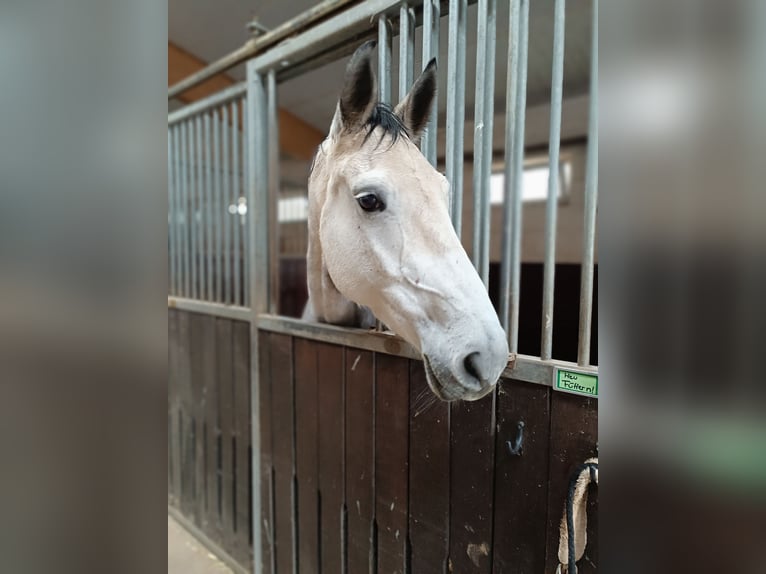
[398,4,415,102]
[204,113,214,302]
[250,72,270,315]
[446,0,467,236]
[190,118,200,299]
[378,16,392,104]
[421,0,440,166]
[471,0,496,285]
[540,0,566,361]
[232,100,242,307]
[223,104,232,305]
[508,0,530,353]
[242,99,250,308]
[168,128,176,295]
[197,115,207,300]
[211,110,221,304]
[180,122,191,297]
[172,126,182,297]
[249,66,269,574]
[578,0,598,367]
[500,0,521,332]
[267,70,280,315]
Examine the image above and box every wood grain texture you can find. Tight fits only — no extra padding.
[492,381,551,574]
[345,349,375,574]
[216,317,236,554]
[258,330,275,574]
[544,392,598,573]
[408,360,450,574]
[201,315,221,544]
[294,337,320,574]
[375,354,410,574]
[317,343,346,574]
[232,320,252,566]
[448,392,496,574]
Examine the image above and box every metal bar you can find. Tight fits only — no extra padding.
[191,118,200,300]
[168,83,246,126]
[446,0,467,235]
[471,0,496,285]
[378,16,392,104]
[398,4,415,101]
[242,100,249,308]
[232,100,241,307]
[167,297,251,322]
[180,122,191,297]
[577,0,598,367]
[246,67,267,574]
[248,0,408,75]
[540,0,566,361]
[499,0,521,331]
[213,110,222,303]
[168,0,356,100]
[223,105,232,305]
[174,126,183,297]
[421,0,440,165]
[267,71,280,315]
[168,128,176,295]
[204,113,214,302]
[508,0,529,353]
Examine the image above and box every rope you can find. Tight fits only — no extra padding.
[558,458,598,573]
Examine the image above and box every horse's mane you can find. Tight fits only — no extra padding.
[363,103,409,146]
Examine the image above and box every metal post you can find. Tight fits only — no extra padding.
[500,0,521,331]
[421,0,440,166]
[204,113,214,302]
[378,16,392,104]
[246,66,267,574]
[578,0,598,367]
[540,0,566,361]
[471,0,496,285]
[267,71,280,315]
[180,122,191,298]
[232,100,241,307]
[446,0,467,236]
[508,0,529,353]
[399,5,415,102]
[168,128,177,296]
[242,99,250,308]
[196,116,206,299]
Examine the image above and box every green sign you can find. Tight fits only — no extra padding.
[555,368,598,397]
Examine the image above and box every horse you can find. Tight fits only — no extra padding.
[303,41,509,401]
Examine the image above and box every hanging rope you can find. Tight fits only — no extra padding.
[556,457,598,574]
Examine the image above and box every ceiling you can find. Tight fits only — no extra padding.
[169,0,594,136]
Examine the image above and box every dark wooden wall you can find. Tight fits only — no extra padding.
[257,332,599,574]
[168,309,253,570]
[169,308,598,573]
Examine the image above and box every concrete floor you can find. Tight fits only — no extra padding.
[168,515,233,574]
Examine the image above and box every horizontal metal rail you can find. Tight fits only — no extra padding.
[168,296,251,322]
[168,83,246,126]
[168,0,358,100]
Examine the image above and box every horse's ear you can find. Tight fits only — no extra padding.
[394,58,437,145]
[332,40,378,136]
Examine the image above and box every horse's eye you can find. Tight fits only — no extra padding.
[356,193,385,212]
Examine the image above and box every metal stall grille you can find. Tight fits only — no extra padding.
[168,84,251,320]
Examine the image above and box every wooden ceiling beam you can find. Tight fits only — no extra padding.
[169,42,324,160]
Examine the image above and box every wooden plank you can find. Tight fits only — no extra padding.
[270,333,296,574]
[190,313,207,527]
[201,314,222,544]
[374,354,410,574]
[216,318,236,552]
[168,309,182,507]
[544,392,598,573]
[294,338,320,574]
[317,343,345,574]
[448,392,496,574]
[233,320,252,567]
[175,310,194,519]
[492,380,551,574]
[345,349,375,574]
[408,360,450,574]
[258,330,276,574]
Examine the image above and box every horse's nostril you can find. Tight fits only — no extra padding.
[463,352,482,382]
